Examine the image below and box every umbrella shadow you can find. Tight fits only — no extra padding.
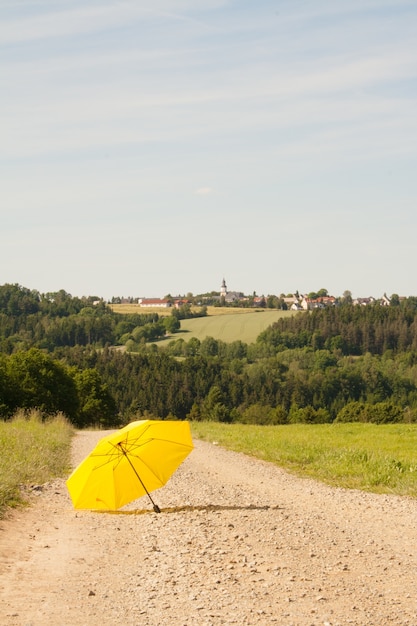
[97,504,282,516]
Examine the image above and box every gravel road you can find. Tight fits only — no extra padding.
[1,429,417,626]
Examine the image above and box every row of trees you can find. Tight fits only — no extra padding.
[50,343,417,425]
[257,300,417,356]
[0,284,212,355]
[2,342,416,427]
[0,284,173,353]
[2,283,417,426]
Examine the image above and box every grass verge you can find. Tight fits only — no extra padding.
[0,410,74,517]
[191,422,417,497]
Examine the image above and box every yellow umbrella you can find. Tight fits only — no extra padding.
[66,419,193,513]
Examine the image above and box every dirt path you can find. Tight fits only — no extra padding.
[1,430,417,626]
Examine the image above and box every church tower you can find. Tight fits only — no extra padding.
[220,278,227,298]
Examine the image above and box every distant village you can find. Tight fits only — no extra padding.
[111,279,402,311]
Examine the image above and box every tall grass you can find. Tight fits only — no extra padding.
[0,410,74,517]
[191,422,417,497]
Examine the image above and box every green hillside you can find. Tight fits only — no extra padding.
[159,310,295,346]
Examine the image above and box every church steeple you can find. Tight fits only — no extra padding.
[220,278,227,298]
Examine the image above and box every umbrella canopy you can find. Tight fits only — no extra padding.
[66,419,193,512]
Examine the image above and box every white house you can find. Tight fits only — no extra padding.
[139,298,172,308]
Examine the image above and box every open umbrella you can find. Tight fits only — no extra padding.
[66,419,193,513]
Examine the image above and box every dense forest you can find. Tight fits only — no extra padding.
[2,283,417,427]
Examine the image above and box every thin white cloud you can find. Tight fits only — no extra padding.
[2,44,416,162]
[0,0,228,44]
[0,5,135,43]
[195,187,213,195]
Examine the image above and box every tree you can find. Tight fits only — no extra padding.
[0,353,10,416]
[200,337,219,357]
[201,386,231,422]
[71,368,117,428]
[267,295,278,309]
[6,348,78,419]
[163,315,181,334]
[185,337,200,356]
[0,283,40,316]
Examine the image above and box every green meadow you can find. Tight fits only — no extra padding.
[191,422,417,497]
[160,309,293,345]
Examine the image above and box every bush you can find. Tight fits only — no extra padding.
[288,405,332,424]
[335,400,404,424]
[240,404,287,425]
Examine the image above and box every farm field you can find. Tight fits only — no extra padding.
[158,309,294,345]
[109,304,295,344]
[110,304,291,317]
[110,303,172,316]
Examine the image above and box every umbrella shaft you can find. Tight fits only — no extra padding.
[120,446,161,513]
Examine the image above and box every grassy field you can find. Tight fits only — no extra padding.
[109,304,294,345]
[111,303,293,316]
[191,422,417,497]
[159,310,293,345]
[0,411,74,517]
[110,303,173,316]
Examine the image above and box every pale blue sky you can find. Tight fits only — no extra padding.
[1,0,416,299]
